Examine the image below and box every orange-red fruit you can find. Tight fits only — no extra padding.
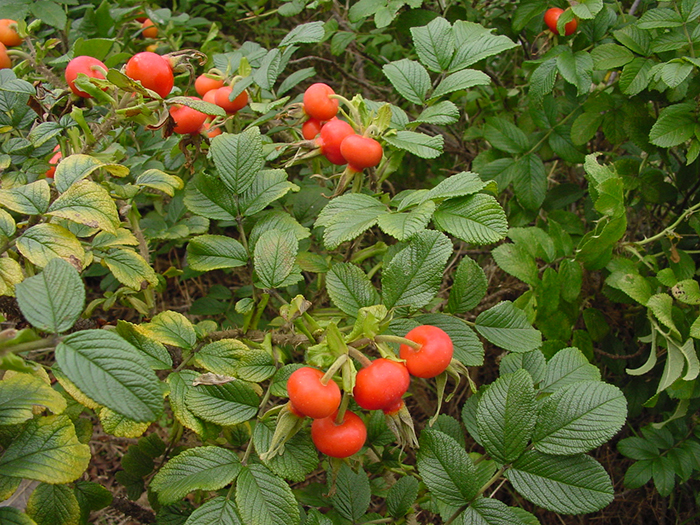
[201,119,222,138]
[141,19,158,38]
[311,411,367,458]
[287,367,341,419]
[195,74,224,96]
[169,98,208,134]
[340,135,383,171]
[353,358,410,411]
[316,118,355,165]
[544,8,577,36]
[0,42,10,69]
[399,325,454,378]
[302,118,323,140]
[124,51,174,98]
[202,89,217,104]
[303,83,338,121]
[0,20,22,47]
[214,86,248,114]
[46,146,61,178]
[65,56,108,98]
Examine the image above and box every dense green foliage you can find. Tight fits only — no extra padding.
[0,0,699,523]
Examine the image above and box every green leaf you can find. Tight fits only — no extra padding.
[253,418,317,482]
[411,17,454,72]
[541,347,601,393]
[418,429,476,507]
[672,279,700,305]
[619,58,653,96]
[492,243,539,286]
[193,339,249,376]
[53,154,104,194]
[0,508,38,525]
[143,310,197,350]
[115,321,173,370]
[382,59,431,105]
[477,370,536,463]
[99,248,158,290]
[424,171,490,202]
[249,211,309,250]
[316,193,386,249]
[167,371,210,435]
[99,408,149,438]
[382,230,452,309]
[570,0,603,19]
[386,476,419,518]
[151,446,242,506]
[47,180,120,234]
[26,483,80,525]
[239,170,298,217]
[136,169,184,197]
[660,60,693,88]
[606,271,651,305]
[647,294,680,339]
[556,49,593,96]
[184,173,238,221]
[331,464,371,521]
[55,330,163,422]
[433,194,508,245]
[184,496,242,525]
[461,498,529,524]
[651,456,676,497]
[533,381,627,455]
[450,21,517,70]
[500,350,547,385]
[0,415,90,483]
[235,463,300,525]
[649,103,696,147]
[431,69,490,98]
[484,117,529,154]
[377,200,435,240]
[185,381,259,426]
[0,373,66,425]
[623,460,653,489]
[414,101,460,125]
[617,437,660,460]
[560,259,583,302]
[187,235,248,272]
[254,229,300,288]
[383,130,444,159]
[280,21,324,46]
[447,255,488,313]
[475,301,542,353]
[511,154,547,210]
[591,43,635,70]
[15,258,84,333]
[638,8,684,29]
[31,1,66,28]
[0,180,50,215]
[326,263,377,317]
[211,128,263,194]
[529,59,558,99]
[508,450,614,514]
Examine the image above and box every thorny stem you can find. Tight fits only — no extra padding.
[630,201,700,246]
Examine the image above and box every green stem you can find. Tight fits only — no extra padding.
[0,335,59,355]
[248,293,269,332]
[334,392,351,424]
[631,201,700,246]
[329,94,363,130]
[375,334,421,350]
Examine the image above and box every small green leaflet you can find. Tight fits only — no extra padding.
[0,374,66,425]
[143,310,197,350]
[326,263,377,317]
[382,59,431,105]
[187,235,248,272]
[433,194,508,245]
[184,497,242,525]
[235,464,300,525]
[331,464,371,521]
[26,483,80,525]
[185,381,259,426]
[211,127,264,194]
[254,229,301,289]
[475,301,542,353]
[0,180,50,215]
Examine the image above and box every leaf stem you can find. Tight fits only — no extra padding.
[375,334,421,350]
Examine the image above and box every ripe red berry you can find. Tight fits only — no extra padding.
[399,325,454,378]
[169,98,208,134]
[340,135,383,171]
[311,410,366,458]
[544,7,578,36]
[125,51,174,98]
[214,86,248,114]
[195,74,224,96]
[286,367,341,419]
[353,358,410,411]
[0,42,11,69]
[303,83,338,121]
[65,56,108,98]
[302,118,323,140]
[316,118,355,165]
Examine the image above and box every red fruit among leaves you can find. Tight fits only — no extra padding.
[544,8,577,36]
[195,74,224,96]
[302,118,323,140]
[214,86,248,114]
[353,358,410,411]
[303,82,338,121]
[286,366,341,419]
[399,325,454,378]
[316,118,355,165]
[0,19,22,47]
[170,99,208,134]
[0,42,10,69]
[125,51,174,98]
[311,410,367,458]
[65,56,108,98]
[340,134,383,171]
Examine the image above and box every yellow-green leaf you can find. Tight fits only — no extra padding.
[53,154,103,194]
[47,180,120,234]
[16,224,85,270]
[136,169,184,197]
[0,180,51,215]
[99,248,158,290]
[0,374,67,425]
[26,483,80,525]
[0,257,24,296]
[99,407,150,438]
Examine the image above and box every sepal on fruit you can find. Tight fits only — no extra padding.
[384,401,419,449]
[258,403,307,461]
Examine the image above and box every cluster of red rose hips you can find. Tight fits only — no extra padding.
[301,82,383,173]
[544,7,578,36]
[286,325,454,458]
[64,52,247,138]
